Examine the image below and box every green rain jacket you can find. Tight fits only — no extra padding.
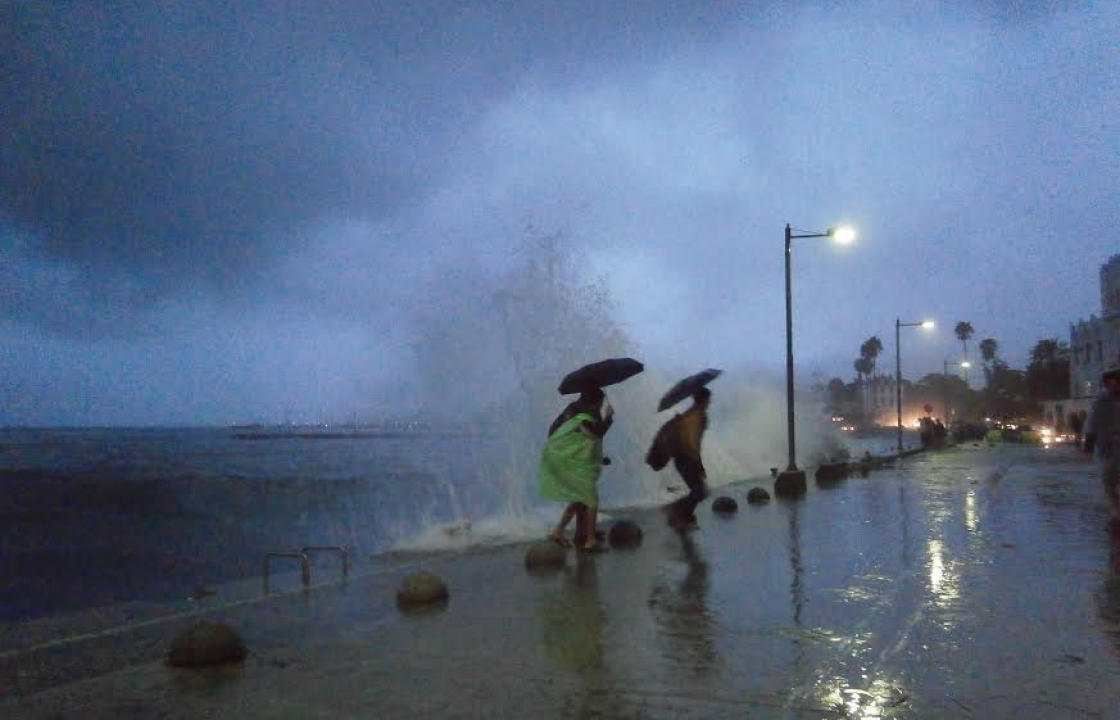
[538,412,604,507]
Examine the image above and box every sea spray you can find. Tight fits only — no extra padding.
[395,230,846,552]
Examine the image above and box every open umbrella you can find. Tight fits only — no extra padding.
[558,357,644,395]
[657,368,722,411]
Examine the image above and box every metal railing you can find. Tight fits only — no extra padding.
[263,551,310,591]
[262,546,349,592]
[301,545,349,578]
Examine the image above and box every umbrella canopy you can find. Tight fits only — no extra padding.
[657,368,722,411]
[558,357,644,395]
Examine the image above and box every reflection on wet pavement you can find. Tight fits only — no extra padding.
[5,445,1120,718]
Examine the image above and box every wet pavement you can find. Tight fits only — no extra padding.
[4,443,1120,718]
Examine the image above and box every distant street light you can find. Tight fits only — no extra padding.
[942,358,970,424]
[779,223,857,491]
[895,318,935,456]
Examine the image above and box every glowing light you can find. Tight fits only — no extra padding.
[960,361,971,368]
[929,539,945,594]
[965,489,977,532]
[927,539,960,607]
[920,320,935,330]
[830,225,857,245]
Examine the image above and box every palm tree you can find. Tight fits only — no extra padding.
[854,357,873,418]
[860,336,884,375]
[979,337,999,388]
[954,321,975,359]
[979,337,998,364]
[859,336,884,413]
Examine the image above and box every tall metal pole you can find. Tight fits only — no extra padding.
[895,317,903,456]
[784,224,798,471]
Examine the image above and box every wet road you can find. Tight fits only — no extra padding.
[5,443,1120,718]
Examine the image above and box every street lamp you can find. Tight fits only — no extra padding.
[942,359,970,424]
[778,223,857,492]
[895,318,935,456]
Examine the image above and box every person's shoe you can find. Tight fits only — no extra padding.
[548,531,572,548]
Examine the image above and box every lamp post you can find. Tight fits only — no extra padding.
[942,359,970,424]
[895,318,935,457]
[778,223,856,493]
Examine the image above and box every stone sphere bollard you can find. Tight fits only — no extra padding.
[774,471,807,498]
[396,571,450,610]
[608,520,643,548]
[746,487,771,504]
[524,541,567,571]
[167,621,247,667]
[711,496,738,514]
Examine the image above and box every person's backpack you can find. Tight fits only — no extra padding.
[645,415,681,470]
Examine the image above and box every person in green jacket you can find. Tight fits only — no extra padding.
[540,387,614,553]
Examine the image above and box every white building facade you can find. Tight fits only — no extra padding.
[1044,254,1120,429]
[1070,254,1120,399]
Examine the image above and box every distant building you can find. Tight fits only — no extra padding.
[1043,254,1120,428]
[868,374,897,419]
[1070,254,1120,398]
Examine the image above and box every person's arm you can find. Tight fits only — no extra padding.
[582,415,613,437]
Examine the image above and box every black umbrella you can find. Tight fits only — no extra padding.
[658,368,722,411]
[558,357,644,395]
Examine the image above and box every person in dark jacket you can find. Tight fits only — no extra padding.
[649,388,711,531]
[1085,369,1120,530]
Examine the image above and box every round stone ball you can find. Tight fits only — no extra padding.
[711,496,738,514]
[167,621,247,667]
[524,541,567,571]
[607,520,643,548]
[746,487,771,504]
[396,571,450,610]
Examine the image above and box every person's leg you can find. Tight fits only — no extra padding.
[549,502,580,546]
[677,457,708,521]
[1103,462,1120,524]
[580,504,606,551]
[584,504,596,547]
[668,457,707,528]
[573,502,588,545]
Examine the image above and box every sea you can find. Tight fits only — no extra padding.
[0,425,916,623]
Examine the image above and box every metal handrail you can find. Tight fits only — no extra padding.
[300,545,349,578]
[263,551,310,590]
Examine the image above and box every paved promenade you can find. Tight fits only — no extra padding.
[4,444,1120,718]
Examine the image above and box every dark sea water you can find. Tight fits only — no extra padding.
[0,425,914,624]
[0,426,509,622]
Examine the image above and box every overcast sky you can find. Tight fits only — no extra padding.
[1,0,1116,426]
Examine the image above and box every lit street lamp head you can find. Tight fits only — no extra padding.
[921,320,935,329]
[960,360,971,368]
[828,226,857,245]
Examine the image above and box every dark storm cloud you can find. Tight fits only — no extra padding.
[0,0,751,333]
[0,0,1112,425]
